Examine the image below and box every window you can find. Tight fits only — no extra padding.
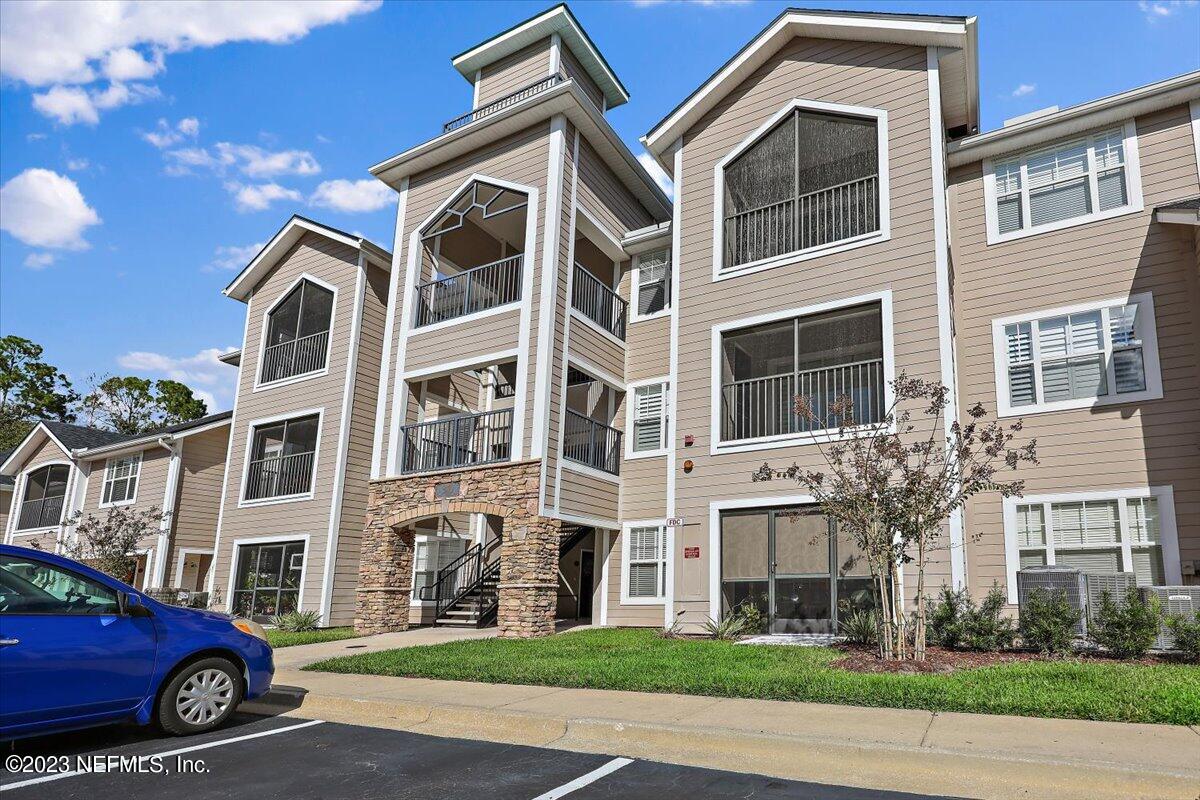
[986,124,1141,243]
[719,301,885,444]
[1011,492,1172,589]
[101,454,141,506]
[719,103,885,271]
[994,293,1160,416]
[412,536,469,600]
[260,279,334,384]
[624,524,666,602]
[244,414,319,501]
[230,541,304,621]
[630,382,668,455]
[633,249,670,318]
[16,464,70,530]
[0,555,120,614]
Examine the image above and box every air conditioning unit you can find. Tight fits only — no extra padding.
[1141,586,1200,650]
[1083,572,1137,625]
[1016,566,1088,636]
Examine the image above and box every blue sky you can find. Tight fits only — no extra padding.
[1,0,1197,411]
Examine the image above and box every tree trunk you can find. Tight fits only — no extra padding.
[914,537,927,661]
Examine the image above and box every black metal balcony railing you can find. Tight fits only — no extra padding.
[244,451,316,501]
[562,410,623,476]
[572,264,627,340]
[399,409,514,475]
[444,74,565,134]
[720,358,885,442]
[17,495,65,530]
[416,254,523,328]
[260,330,329,384]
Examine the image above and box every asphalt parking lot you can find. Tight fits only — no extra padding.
[2,714,961,800]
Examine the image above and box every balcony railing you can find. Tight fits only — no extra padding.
[724,174,879,269]
[244,451,315,501]
[720,358,885,442]
[444,74,565,134]
[17,495,65,530]
[416,254,523,328]
[399,409,513,474]
[562,410,622,476]
[260,330,329,384]
[572,264,627,340]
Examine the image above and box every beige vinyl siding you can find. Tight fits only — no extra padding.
[8,436,75,549]
[404,306,522,376]
[950,103,1200,594]
[568,312,625,381]
[163,425,229,586]
[558,466,619,522]
[329,262,390,625]
[560,46,604,112]
[603,528,663,626]
[80,446,171,553]
[212,232,365,616]
[625,316,671,382]
[670,37,950,627]
[379,123,551,470]
[476,39,553,107]
[620,456,667,521]
[576,138,654,237]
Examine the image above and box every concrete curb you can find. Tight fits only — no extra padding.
[242,689,1199,800]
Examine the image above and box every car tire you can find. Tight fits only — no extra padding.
[157,657,244,735]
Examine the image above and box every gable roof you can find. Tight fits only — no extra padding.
[223,215,392,302]
[642,8,977,163]
[78,411,234,459]
[452,4,628,110]
[42,421,131,451]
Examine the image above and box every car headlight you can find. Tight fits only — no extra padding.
[231,617,268,641]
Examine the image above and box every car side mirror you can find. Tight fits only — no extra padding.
[120,592,154,618]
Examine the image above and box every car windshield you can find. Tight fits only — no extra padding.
[0,555,121,615]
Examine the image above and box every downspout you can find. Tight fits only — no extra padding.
[152,436,182,588]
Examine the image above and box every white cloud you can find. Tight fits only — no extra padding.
[1010,83,1037,98]
[309,178,395,213]
[315,134,332,144]
[177,117,200,137]
[26,132,47,141]
[225,181,302,212]
[205,241,265,272]
[117,346,240,411]
[214,142,320,177]
[66,158,90,171]
[141,116,200,148]
[636,151,674,197]
[1139,0,1197,20]
[0,1,381,86]
[102,46,163,81]
[163,146,220,176]
[23,252,56,270]
[32,81,160,125]
[0,168,101,250]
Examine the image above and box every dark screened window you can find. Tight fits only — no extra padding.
[244,415,319,500]
[261,280,334,383]
[17,464,70,530]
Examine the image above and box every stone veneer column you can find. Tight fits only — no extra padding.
[497,501,561,638]
[354,485,416,634]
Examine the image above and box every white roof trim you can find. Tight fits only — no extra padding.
[1155,207,1200,226]
[452,4,628,110]
[0,423,71,476]
[948,71,1200,167]
[643,9,972,158]
[223,216,391,302]
[78,416,233,459]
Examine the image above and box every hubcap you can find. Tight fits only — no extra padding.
[176,668,234,726]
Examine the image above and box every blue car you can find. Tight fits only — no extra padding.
[0,543,273,741]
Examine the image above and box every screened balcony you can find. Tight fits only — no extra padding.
[562,368,623,475]
[416,254,523,327]
[398,409,514,474]
[260,279,334,384]
[16,464,70,530]
[572,263,627,340]
[244,414,318,501]
[720,303,885,442]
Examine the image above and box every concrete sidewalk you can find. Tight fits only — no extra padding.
[271,626,497,669]
[244,668,1200,800]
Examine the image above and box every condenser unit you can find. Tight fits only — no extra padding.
[1083,572,1137,625]
[1016,566,1088,636]
[1141,586,1200,650]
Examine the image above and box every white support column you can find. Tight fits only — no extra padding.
[664,137,683,628]
[151,440,183,588]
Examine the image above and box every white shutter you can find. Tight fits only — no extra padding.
[1082,500,1120,545]
[627,563,660,598]
[1017,504,1045,547]
[633,384,665,452]
[1127,498,1159,544]
[629,526,661,560]
[1057,549,1121,574]
[1052,502,1085,546]
[1132,548,1164,586]
[1092,129,1125,170]
[1038,316,1069,358]
[1070,311,1103,353]
[1005,322,1032,364]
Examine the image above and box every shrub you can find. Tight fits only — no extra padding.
[1165,611,1200,662]
[271,609,322,632]
[1090,588,1160,659]
[927,587,967,649]
[1019,588,1079,654]
[735,601,766,635]
[839,608,878,646]
[926,585,1015,651]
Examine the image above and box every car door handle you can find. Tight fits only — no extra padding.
[0,639,19,647]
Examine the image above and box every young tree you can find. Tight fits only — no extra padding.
[752,373,1037,661]
[78,375,207,434]
[62,506,167,584]
[0,335,77,449]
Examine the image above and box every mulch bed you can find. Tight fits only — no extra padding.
[831,644,1171,673]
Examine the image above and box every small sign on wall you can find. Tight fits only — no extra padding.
[666,517,685,527]
[683,546,700,559]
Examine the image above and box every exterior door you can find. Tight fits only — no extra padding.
[577,550,594,619]
[771,509,833,633]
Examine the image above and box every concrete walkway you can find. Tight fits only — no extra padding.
[271,626,497,669]
[245,667,1200,800]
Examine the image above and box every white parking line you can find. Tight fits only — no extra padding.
[1,719,325,792]
[530,757,634,800]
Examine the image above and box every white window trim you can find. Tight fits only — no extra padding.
[252,272,339,393]
[711,98,891,283]
[620,520,667,605]
[99,452,142,508]
[626,377,669,459]
[990,292,1162,418]
[709,289,895,455]
[12,460,74,534]
[224,533,311,615]
[237,407,325,508]
[1002,486,1180,601]
[172,547,215,589]
[630,248,671,323]
[982,119,1144,246]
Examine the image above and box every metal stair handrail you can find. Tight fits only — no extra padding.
[421,536,501,623]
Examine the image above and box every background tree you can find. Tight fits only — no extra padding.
[62,506,167,584]
[78,375,207,434]
[0,335,77,450]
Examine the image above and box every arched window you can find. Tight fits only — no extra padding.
[17,464,70,530]
[723,107,882,270]
[261,279,334,384]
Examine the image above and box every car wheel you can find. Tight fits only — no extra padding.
[157,657,243,735]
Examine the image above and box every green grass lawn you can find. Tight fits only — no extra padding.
[267,626,361,649]
[304,628,1200,725]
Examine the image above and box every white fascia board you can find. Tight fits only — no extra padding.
[621,222,671,255]
[0,424,71,476]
